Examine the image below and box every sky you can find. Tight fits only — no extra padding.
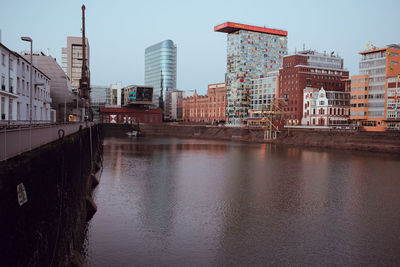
[1,0,399,94]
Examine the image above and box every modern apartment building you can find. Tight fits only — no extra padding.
[0,42,51,124]
[215,22,288,125]
[350,44,400,131]
[61,37,90,89]
[144,40,177,108]
[121,85,153,106]
[302,87,350,126]
[279,50,349,125]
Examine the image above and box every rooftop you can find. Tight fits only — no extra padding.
[214,22,287,36]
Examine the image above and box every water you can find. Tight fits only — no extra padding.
[84,136,400,266]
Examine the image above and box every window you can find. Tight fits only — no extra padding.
[1,75,5,90]
[1,97,5,120]
[1,53,5,66]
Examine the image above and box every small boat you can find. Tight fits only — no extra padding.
[126,130,138,137]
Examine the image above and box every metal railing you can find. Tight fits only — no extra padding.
[0,122,94,162]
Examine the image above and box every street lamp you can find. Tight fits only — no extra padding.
[21,36,32,125]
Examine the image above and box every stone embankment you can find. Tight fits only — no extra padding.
[138,124,400,153]
[0,124,103,266]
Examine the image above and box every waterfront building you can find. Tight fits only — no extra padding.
[207,83,226,123]
[144,40,177,108]
[170,90,183,121]
[182,83,226,123]
[247,71,279,126]
[1,42,51,124]
[215,22,288,125]
[91,85,110,122]
[349,44,400,131]
[109,82,122,106]
[301,87,350,126]
[121,85,153,106]
[279,50,349,125]
[99,106,162,124]
[61,37,90,89]
[22,52,74,122]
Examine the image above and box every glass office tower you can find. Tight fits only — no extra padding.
[144,40,177,108]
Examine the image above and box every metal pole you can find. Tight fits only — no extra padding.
[77,93,79,121]
[30,41,32,125]
[64,98,66,123]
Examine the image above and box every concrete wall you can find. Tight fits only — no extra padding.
[138,124,400,153]
[0,124,102,266]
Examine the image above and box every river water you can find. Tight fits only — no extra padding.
[84,136,400,266]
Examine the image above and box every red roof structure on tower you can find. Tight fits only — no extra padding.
[214,22,287,36]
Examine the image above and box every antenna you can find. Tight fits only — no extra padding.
[303,43,305,50]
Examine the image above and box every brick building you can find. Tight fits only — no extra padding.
[279,50,349,125]
[99,106,162,124]
[182,83,226,123]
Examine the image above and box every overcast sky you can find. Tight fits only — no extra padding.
[1,0,399,94]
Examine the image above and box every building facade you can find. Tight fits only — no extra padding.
[280,50,349,125]
[61,37,90,89]
[144,40,177,107]
[91,85,110,121]
[207,83,226,122]
[170,90,183,121]
[350,44,400,131]
[302,87,350,126]
[215,22,288,125]
[182,84,226,123]
[121,85,153,106]
[247,71,279,125]
[1,42,51,124]
[22,52,74,122]
[109,82,122,106]
[99,106,162,124]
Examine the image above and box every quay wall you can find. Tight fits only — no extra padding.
[0,124,103,266]
[135,124,400,153]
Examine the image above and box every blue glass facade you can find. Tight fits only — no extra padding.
[144,40,177,107]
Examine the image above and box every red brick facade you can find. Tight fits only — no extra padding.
[182,83,226,123]
[99,106,162,124]
[279,53,349,125]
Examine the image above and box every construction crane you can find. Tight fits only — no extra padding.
[261,97,288,140]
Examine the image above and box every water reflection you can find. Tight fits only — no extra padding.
[86,137,400,266]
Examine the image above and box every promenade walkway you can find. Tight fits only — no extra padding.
[0,122,93,162]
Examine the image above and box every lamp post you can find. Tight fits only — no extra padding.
[21,36,32,125]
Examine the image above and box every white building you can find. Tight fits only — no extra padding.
[110,82,122,106]
[302,87,350,126]
[1,42,51,124]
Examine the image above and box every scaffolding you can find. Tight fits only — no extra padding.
[261,97,288,140]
